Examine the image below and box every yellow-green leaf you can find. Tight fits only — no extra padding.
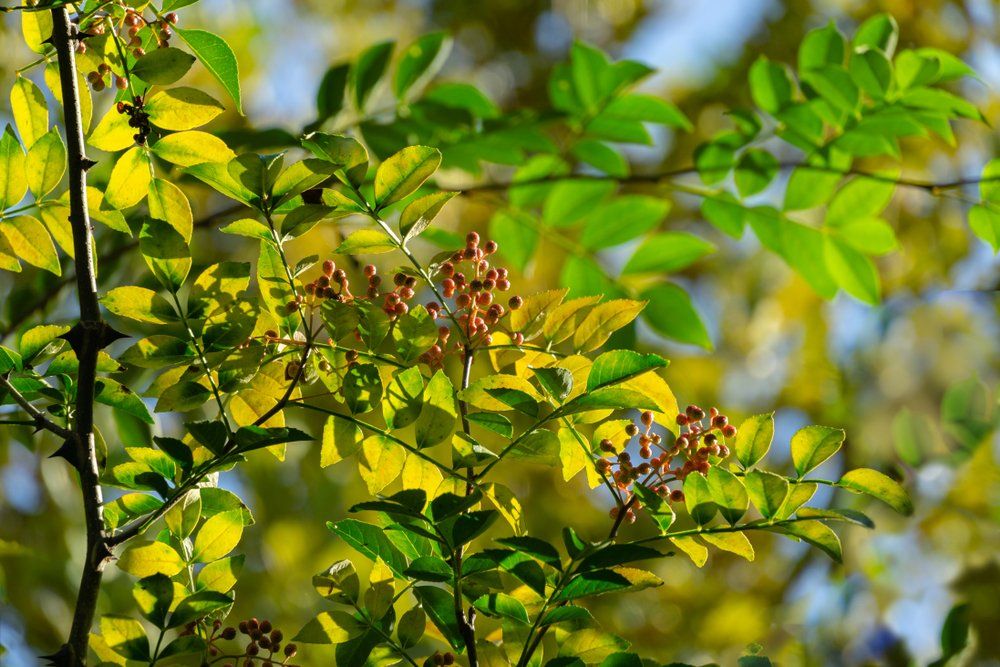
[118,541,185,577]
[0,125,27,209]
[145,87,225,131]
[148,178,194,241]
[88,107,136,152]
[669,535,707,567]
[373,145,441,209]
[101,286,178,324]
[572,299,645,352]
[25,128,66,198]
[358,435,406,495]
[320,416,363,467]
[192,509,244,562]
[334,228,397,255]
[151,130,235,167]
[791,425,845,476]
[838,468,914,515]
[701,531,754,561]
[734,413,774,469]
[105,146,152,209]
[0,216,60,275]
[11,76,48,148]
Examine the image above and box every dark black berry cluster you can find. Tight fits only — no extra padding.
[115,100,151,145]
[597,405,739,523]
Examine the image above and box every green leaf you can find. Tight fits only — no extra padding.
[18,324,69,362]
[118,541,185,577]
[850,49,892,100]
[532,366,574,402]
[543,179,615,227]
[783,166,841,211]
[101,286,177,324]
[621,232,715,275]
[706,467,749,525]
[772,519,842,562]
[352,40,394,110]
[969,205,1000,251]
[683,472,717,525]
[294,611,365,644]
[25,128,65,198]
[100,615,150,661]
[413,585,463,649]
[328,519,409,577]
[383,366,425,430]
[580,195,669,249]
[140,218,191,291]
[415,370,457,448]
[466,412,512,438]
[130,46,196,85]
[473,593,529,624]
[343,363,383,414]
[603,93,691,130]
[392,305,438,363]
[791,425,845,476]
[854,13,898,54]
[0,216,59,275]
[0,125,28,210]
[838,468,914,515]
[489,209,537,273]
[571,139,628,177]
[555,569,633,602]
[395,32,451,99]
[145,87,225,131]
[577,544,665,571]
[302,132,369,187]
[640,282,711,349]
[97,379,153,424]
[586,350,667,392]
[133,574,174,627]
[374,145,441,209]
[798,22,846,72]
[749,57,793,114]
[191,509,244,562]
[734,413,774,469]
[168,591,233,629]
[334,228,397,255]
[823,235,880,305]
[404,556,452,582]
[559,629,630,664]
[744,470,789,519]
[397,607,426,649]
[196,555,244,593]
[316,63,349,122]
[735,149,779,197]
[400,191,456,245]
[506,429,560,466]
[632,483,674,533]
[175,28,243,113]
[313,560,361,604]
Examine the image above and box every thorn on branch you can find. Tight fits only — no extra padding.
[49,438,81,470]
[81,157,97,171]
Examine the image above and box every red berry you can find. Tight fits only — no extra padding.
[508,296,523,310]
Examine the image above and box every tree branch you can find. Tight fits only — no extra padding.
[49,7,111,665]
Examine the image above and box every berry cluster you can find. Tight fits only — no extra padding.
[597,405,738,524]
[78,5,178,64]
[204,617,299,667]
[430,232,524,351]
[297,259,350,311]
[422,651,456,667]
[115,100,151,145]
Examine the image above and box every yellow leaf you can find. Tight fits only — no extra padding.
[148,178,194,241]
[11,76,48,148]
[321,416,363,467]
[117,541,185,577]
[670,535,708,567]
[0,216,60,275]
[88,107,135,152]
[402,454,443,498]
[105,146,151,209]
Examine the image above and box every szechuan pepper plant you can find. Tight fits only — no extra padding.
[0,2,993,666]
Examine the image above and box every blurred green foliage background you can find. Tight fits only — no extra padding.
[1,1,998,665]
